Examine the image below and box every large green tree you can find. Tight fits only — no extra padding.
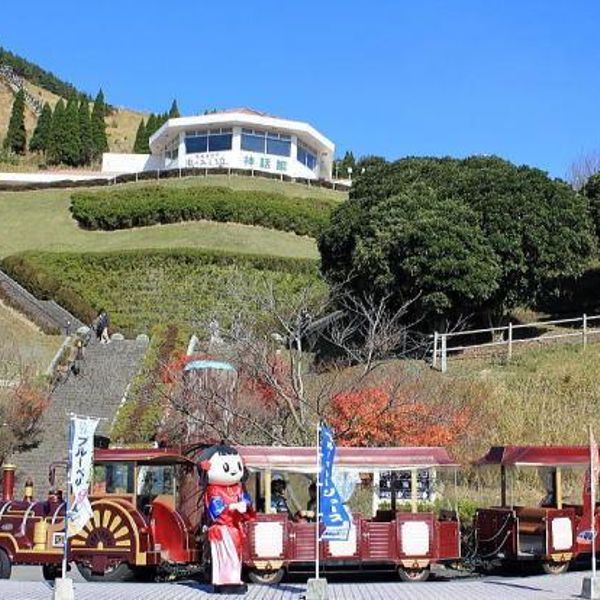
[583,173,600,242]
[62,96,81,166]
[90,89,108,159]
[334,150,356,179]
[3,89,26,154]
[352,186,500,317]
[133,119,148,153]
[168,99,180,118]
[78,99,93,166]
[319,156,596,324]
[29,102,52,153]
[47,99,66,165]
[145,113,159,138]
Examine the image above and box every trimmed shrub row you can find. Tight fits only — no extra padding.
[71,185,339,237]
[0,249,324,335]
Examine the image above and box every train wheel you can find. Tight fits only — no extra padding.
[77,561,136,582]
[247,567,285,585]
[71,504,135,553]
[42,564,61,581]
[0,548,11,579]
[541,560,569,575]
[398,566,430,582]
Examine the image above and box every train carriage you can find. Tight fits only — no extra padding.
[237,445,461,583]
[473,445,600,574]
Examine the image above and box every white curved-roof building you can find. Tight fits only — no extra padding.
[102,108,335,181]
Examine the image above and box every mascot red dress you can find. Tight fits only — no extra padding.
[199,444,255,594]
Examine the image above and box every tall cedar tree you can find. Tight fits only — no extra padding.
[168,99,180,118]
[29,102,52,153]
[145,113,158,138]
[47,99,66,165]
[133,119,148,153]
[90,89,108,160]
[78,99,93,165]
[3,89,26,154]
[62,97,81,166]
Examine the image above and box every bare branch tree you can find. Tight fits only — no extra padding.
[324,292,424,373]
[156,280,424,447]
[567,150,600,190]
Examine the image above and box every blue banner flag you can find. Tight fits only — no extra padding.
[319,424,351,541]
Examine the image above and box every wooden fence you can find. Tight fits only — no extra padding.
[432,313,600,372]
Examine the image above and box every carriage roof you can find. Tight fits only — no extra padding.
[237,446,457,473]
[93,445,457,472]
[94,447,194,465]
[474,445,597,467]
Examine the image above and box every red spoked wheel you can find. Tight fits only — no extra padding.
[71,502,136,582]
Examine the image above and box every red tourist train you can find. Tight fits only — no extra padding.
[0,444,597,583]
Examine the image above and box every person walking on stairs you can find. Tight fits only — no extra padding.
[93,309,110,344]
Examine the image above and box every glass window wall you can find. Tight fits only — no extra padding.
[240,133,265,153]
[240,129,291,157]
[297,142,318,171]
[185,128,232,154]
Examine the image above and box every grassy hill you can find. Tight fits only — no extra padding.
[0,75,147,165]
[0,299,62,375]
[0,176,343,333]
[0,175,344,258]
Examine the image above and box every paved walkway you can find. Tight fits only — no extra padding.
[1,567,590,599]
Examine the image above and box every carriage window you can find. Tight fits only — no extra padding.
[92,462,135,495]
[137,465,175,496]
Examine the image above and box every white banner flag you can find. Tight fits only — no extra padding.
[68,416,98,537]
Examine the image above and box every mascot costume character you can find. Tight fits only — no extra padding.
[198,444,255,594]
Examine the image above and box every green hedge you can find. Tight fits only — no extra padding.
[70,185,338,237]
[1,249,324,335]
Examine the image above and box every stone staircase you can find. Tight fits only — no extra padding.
[0,64,44,116]
[0,269,84,334]
[12,335,148,494]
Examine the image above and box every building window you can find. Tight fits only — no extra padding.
[208,133,233,152]
[185,128,232,154]
[185,135,208,153]
[241,133,265,153]
[297,142,317,170]
[240,129,291,157]
[266,135,291,157]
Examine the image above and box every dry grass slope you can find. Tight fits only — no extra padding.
[0,76,148,164]
[0,299,62,375]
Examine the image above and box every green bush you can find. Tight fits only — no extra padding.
[1,249,324,335]
[71,185,338,237]
[111,323,190,444]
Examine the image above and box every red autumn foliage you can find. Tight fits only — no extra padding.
[329,384,473,448]
[0,379,49,462]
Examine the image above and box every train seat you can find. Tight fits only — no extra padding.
[516,507,546,535]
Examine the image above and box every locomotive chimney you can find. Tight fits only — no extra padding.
[2,464,16,501]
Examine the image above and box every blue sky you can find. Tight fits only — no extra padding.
[2,0,599,178]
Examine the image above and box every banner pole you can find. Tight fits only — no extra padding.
[591,425,597,587]
[62,416,73,580]
[316,421,320,580]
